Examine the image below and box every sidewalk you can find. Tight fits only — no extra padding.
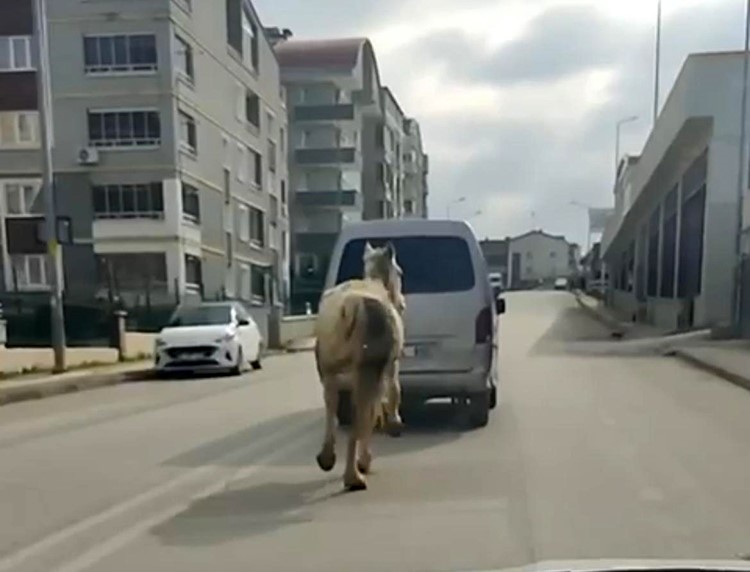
[0,360,153,406]
[574,291,666,339]
[670,341,750,392]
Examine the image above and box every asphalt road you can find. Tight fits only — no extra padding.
[2,291,750,572]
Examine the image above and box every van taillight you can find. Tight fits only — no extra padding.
[475,306,493,344]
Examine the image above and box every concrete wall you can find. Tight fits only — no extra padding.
[279,314,315,346]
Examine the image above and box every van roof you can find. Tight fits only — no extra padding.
[338,219,477,239]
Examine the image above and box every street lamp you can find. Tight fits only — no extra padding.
[446,196,466,218]
[654,0,662,124]
[615,115,638,173]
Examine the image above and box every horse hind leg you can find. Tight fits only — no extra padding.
[316,380,339,472]
[384,359,404,438]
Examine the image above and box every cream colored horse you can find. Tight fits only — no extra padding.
[314,242,405,491]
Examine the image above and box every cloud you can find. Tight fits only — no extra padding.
[254,0,744,246]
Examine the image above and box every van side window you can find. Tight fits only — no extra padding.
[336,236,475,294]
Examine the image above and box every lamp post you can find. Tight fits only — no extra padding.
[446,196,466,218]
[653,0,662,124]
[615,115,638,174]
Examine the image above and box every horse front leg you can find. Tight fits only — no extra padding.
[384,359,404,437]
[316,381,338,472]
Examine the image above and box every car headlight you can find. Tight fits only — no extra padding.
[214,332,237,343]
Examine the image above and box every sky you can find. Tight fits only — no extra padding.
[253,0,745,247]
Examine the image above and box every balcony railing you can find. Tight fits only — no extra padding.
[294,104,354,121]
[295,147,356,165]
[295,190,358,207]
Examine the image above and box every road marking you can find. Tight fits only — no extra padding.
[52,425,316,572]
[0,412,319,572]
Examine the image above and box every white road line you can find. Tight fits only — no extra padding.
[0,413,319,572]
[52,427,316,572]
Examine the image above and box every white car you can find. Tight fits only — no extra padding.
[554,277,569,290]
[153,301,263,376]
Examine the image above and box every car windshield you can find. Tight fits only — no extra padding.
[168,305,231,327]
[336,235,475,293]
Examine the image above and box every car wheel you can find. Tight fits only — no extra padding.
[336,391,353,426]
[230,347,243,376]
[468,390,490,428]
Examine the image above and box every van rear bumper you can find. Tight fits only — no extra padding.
[399,366,490,401]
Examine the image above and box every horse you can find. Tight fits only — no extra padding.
[314,241,405,491]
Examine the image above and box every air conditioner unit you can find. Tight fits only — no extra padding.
[78,147,100,165]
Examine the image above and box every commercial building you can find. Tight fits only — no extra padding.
[0,0,290,331]
[273,36,427,312]
[601,52,750,332]
[507,230,576,289]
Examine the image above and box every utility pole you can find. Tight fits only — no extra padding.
[732,0,750,336]
[653,0,662,124]
[32,0,66,371]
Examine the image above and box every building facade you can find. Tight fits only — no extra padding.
[274,37,426,312]
[402,118,429,218]
[507,230,575,289]
[0,0,289,330]
[601,52,750,332]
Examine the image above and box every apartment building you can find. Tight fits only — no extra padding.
[601,52,750,333]
[0,0,290,327]
[379,87,404,218]
[402,118,429,218]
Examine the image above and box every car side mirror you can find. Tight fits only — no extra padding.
[495,296,506,315]
[238,318,250,326]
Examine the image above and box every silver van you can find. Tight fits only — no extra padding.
[324,219,505,427]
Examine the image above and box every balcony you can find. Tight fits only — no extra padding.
[295,147,356,165]
[295,190,358,208]
[294,104,354,122]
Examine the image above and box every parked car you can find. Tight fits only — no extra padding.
[554,277,569,290]
[325,219,505,428]
[489,272,504,298]
[153,301,262,376]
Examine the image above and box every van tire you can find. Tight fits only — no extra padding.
[468,390,490,428]
[489,385,497,410]
[336,391,352,426]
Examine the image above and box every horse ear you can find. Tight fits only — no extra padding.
[385,241,396,259]
[364,241,375,255]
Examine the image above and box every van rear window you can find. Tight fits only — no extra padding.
[336,236,475,293]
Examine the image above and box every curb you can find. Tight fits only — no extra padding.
[0,366,155,407]
[573,291,627,338]
[669,348,750,393]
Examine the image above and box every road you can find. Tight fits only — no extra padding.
[2,291,750,572]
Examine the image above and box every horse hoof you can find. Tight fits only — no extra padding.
[316,451,336,472]
[345,476,368,491]
[386,420,404,438]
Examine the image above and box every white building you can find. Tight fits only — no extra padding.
[601,52,750,333]
[508,230,574,288]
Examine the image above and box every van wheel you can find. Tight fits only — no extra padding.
[468,390,490,428]
[489,385,497,410]
[336,391,352,426]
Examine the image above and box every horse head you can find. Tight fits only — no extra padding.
[363,241,405,313]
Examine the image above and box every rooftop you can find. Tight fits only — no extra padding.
[274,37,366,70]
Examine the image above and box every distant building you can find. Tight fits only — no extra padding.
[507,231,575,289]
[479,238,509,284]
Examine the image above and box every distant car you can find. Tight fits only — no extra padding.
[153,301,262,376]
[489,272,504,297]
[554,277,569,290]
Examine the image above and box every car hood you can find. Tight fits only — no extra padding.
[157,324,234,345]
[470,559,750,572]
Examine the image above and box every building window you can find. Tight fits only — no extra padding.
[526,252,533,260]
[0,36,33,72]
[83,34,157,74]
[97,252,168,291]
[92,182,164,219]
[238,204,250,242]
[268,139,277,173]
[252,151,262,187]
[184,254,202,291]
[223,168,231,205]
[11,254,47,290]
[88,109,160,148]
[404,199,414,215]
[241,9,259,71]
[178,111,197,153]
[239,263,251,299]
[251,264,266,302]
[280,127,285,154]
[181,182,200,223]
[281,180,287,205]
[250,207,264,247]
[550,251,557,258]
[245,90,260,128]
[269,195,278,226]
[0,111,39,148]
[174,34,194,82]
[2,180,40,215]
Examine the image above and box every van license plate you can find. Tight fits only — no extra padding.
[403,345,416,358]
